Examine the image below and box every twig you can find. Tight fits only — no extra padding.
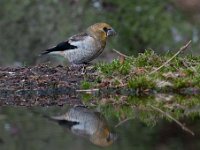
[149,40,191,75]
[182,59,197,73]
[149,104,195,136]
[115,117,134,128]
[76,89,99,93]
[112,49,130,58]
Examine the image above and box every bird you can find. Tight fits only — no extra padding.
[41,23,116,65]
[47,106,118,147]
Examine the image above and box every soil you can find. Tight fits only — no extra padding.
[1,64,199,107]
[0,65,96,106]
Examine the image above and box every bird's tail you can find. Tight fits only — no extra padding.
[44,114,79,129]
[40,47,57,55]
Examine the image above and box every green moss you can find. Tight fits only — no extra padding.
[91,95,200,128]
[96,49,200,92]
[80,80,92,89]
[81,93,93,103]
[89,49,200,127]
[172,78,190,88]
[133,50,163,67]
[128,76,156,89]
[97,58,132,75]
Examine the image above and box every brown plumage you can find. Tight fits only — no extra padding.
[41,23,116,64]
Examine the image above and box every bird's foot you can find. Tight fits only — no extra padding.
[69,63,90,74]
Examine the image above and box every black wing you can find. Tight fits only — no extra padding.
[44,115,79,129]
[41,33,89,55]
[41,41,77,55]
[56,120,79,129]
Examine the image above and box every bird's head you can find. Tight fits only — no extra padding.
[90,127,118,147]
[87,23,116,41]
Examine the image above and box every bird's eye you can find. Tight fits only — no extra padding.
[103,27,109,32]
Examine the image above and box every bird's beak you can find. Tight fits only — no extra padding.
[109,133,118,142]
[107,29,116,37]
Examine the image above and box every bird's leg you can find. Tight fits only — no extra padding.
[70,63,88,68]
[69,63,91,74]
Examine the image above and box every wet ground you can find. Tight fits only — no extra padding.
[0,65,96,106]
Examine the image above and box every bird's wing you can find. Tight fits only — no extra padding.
[48,114,79,129]
[41,32,90,55]
[69,32,89,42]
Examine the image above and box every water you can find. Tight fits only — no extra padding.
[0,105,199,150]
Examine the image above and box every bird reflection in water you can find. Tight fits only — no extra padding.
[48,106,117,147]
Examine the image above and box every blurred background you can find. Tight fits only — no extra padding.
[0,0,200,66]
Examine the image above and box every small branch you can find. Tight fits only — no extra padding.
[115,117,134,128]
[149,40,191,75]
[149,104,195,136]
[112,49,130,58]
[76,89,99,93]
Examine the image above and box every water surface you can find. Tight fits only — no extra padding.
[0,105,199,150]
